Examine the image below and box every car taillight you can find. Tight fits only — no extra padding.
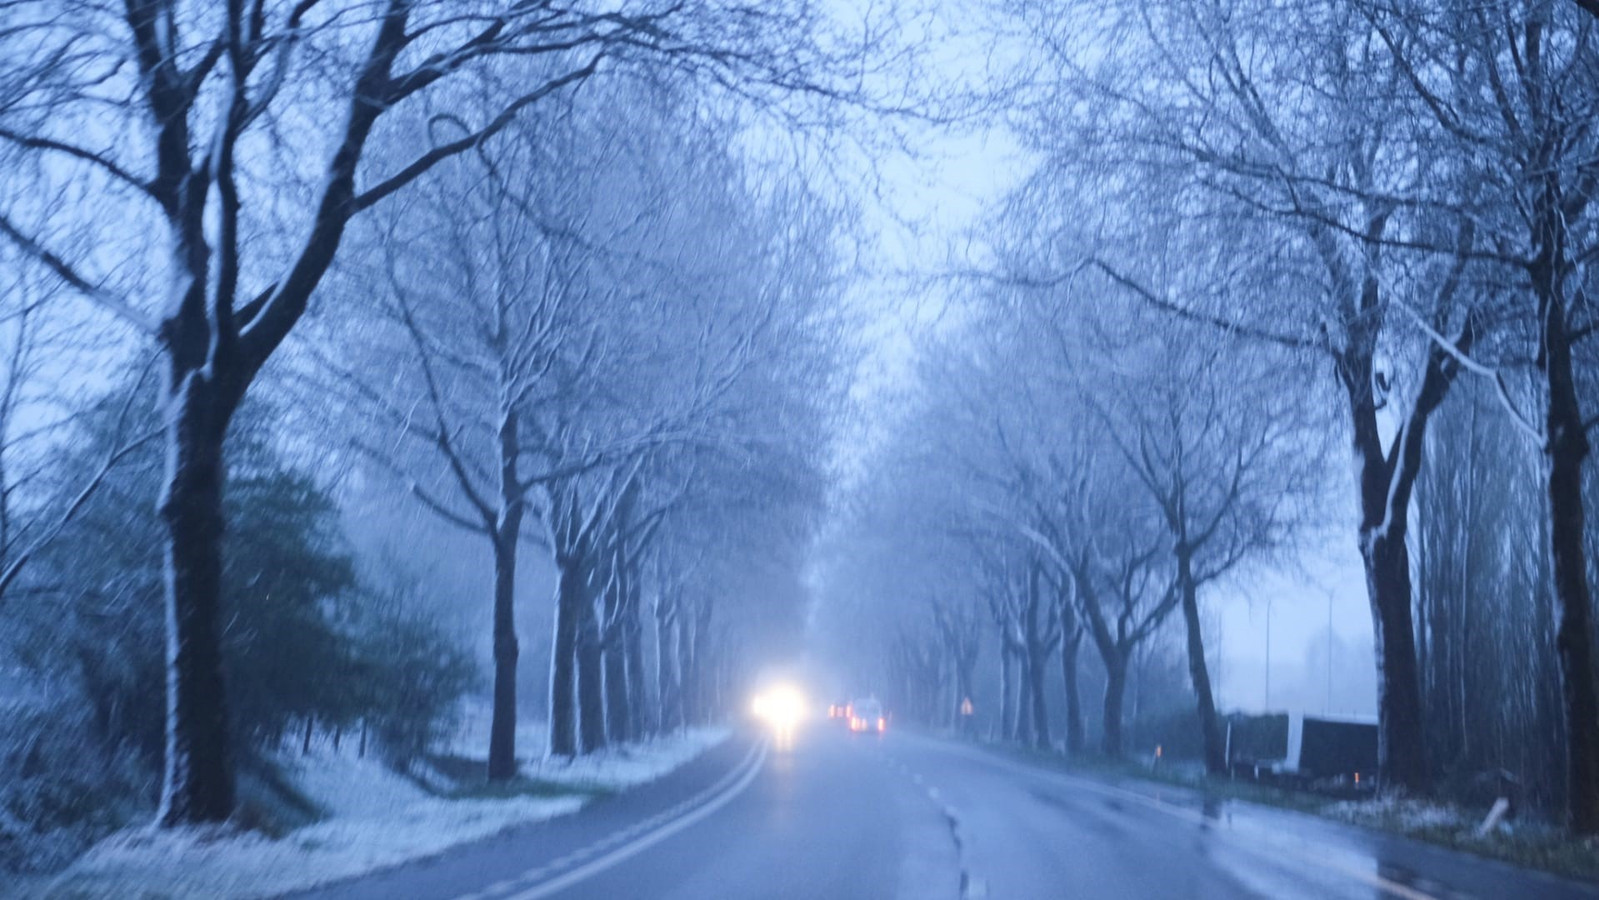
[878,717,886,731]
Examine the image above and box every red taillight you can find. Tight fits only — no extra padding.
[878,717,886,731]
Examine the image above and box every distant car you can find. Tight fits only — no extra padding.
[847,698,886,734]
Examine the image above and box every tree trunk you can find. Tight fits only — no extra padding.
[157,377,236,825]
[548,562,582,758]
[488,407,525,779]
[1027,647,1051,750]
[1102,651,1128,758]
[954,650,975,738]
[1365,534,1430,794]
[1177,549,1225,775]
[677,615,697,726]
[1457,405,1478,764]
[1061,629,1084,756]
[625,617,649,738]
[603,641,630,744]
[1550,436,1599,832]
[1015,652,1033,744]
[577,609,607,753]
[1538,247,1599,834]
[488,533,521,779]
[655,605,679,732]
[1342,342,1435,796]
[998,646,1015,741]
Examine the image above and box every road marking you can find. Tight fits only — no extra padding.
[462,738,767,900]
[897,761,977,900]
[934,743,1443,900]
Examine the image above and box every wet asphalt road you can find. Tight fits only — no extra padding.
[294,726,1599,900]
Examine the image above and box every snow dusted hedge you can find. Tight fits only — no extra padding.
[0,696,152,875]
[0,409,479,879]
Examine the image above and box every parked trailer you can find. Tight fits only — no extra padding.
[1225,711,1378,794]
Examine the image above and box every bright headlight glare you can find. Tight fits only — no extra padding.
[752,684,807,729]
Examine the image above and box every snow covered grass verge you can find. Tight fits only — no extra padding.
[1324,796,1599,882]
[1323,795,1465,832]
[20,726,729,900]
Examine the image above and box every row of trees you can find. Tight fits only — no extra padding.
[300,78,845,776]
[0,0,866,854]
[1017,0,1599,829]
[820,287,1319,765]
[822,0,1599,833]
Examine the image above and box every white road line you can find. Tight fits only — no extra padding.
[459,739,768,900]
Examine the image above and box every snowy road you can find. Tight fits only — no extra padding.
[292,728,1599,900]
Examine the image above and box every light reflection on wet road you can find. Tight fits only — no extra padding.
[883,732,1598,900]
[300,726,1599,900]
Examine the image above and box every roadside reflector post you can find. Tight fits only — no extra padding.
[1477,797,1511,837]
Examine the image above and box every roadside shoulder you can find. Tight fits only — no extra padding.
[960,736,1599,889]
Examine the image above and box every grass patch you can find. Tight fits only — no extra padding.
[418,752,486,786]
[1325,797,1599,883]
[420,754,613,802]
[447,777,612,802]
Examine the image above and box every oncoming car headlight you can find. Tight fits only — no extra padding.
[750,684,808,731]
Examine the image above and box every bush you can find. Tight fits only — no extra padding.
[0,696,151,874]
[0,391,477,873]
[344,597,479,764]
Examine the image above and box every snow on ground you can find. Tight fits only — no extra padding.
[519,728,730,792]
[447,700,550,763]
[23,726,729,900]
[1323,795,1468,832]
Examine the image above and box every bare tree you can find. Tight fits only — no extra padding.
[934,597,981,734]
[302,89,737,772]
[997,0,1487,793]
[1041,465,1181,758]
[0,0,865,823]
[0,272,155,606]
[1066,306,1323,773]
[1354,0,1599,829]
[305,150,598,776]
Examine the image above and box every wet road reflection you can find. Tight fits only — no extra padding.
[880,733,1599,900]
